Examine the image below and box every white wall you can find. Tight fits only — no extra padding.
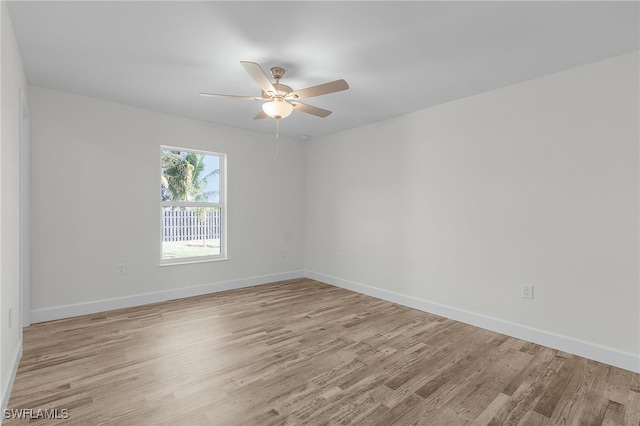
[305,52,640,372]
[1,0,28,413]
[28,86,305,317]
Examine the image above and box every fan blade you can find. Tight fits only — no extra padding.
[288,79,348,100]
[199,92,263,100]
[254,110,267,120]
[291,102,332,118]
[240,61,276,95]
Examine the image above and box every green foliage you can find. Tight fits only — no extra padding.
[161,150,219,203]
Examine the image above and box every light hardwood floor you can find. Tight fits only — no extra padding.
[5,278,640,425]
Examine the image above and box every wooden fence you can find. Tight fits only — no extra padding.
[162,208,221,242]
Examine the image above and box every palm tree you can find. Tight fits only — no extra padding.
[161,151,218,202]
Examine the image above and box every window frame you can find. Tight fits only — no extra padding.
[159,145,227,266]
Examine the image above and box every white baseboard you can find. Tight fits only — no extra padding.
[27,269,640,373]
[304,270,640,374]
[31,270,305,324]
[1,339,22,425]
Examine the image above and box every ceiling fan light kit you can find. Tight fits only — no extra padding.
[262,98,293,119]
[199,61,349,124]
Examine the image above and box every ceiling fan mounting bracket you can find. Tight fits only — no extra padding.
[270,66,286,80]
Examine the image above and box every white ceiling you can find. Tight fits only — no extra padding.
[7,1,639,140]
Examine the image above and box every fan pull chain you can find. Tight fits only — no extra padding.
[275,119,280,157]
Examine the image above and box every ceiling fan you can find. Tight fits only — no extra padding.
[199,61,349,120]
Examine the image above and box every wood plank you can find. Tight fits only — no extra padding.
[471,393,510,426]
[601,400,626,426]
[532,357,577,417]
[625,388,640,426]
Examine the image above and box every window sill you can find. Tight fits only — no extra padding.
[159,257,229,267]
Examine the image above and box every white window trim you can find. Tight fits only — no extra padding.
[159,146,227,266]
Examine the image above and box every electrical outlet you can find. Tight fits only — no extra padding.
[337,253,343,263]
[521,284,534,300]
[117,263,127,275]
[281,249,287,258]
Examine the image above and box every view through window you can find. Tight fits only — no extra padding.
[160,147,226,263]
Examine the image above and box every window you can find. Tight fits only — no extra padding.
[160,146,226,264]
